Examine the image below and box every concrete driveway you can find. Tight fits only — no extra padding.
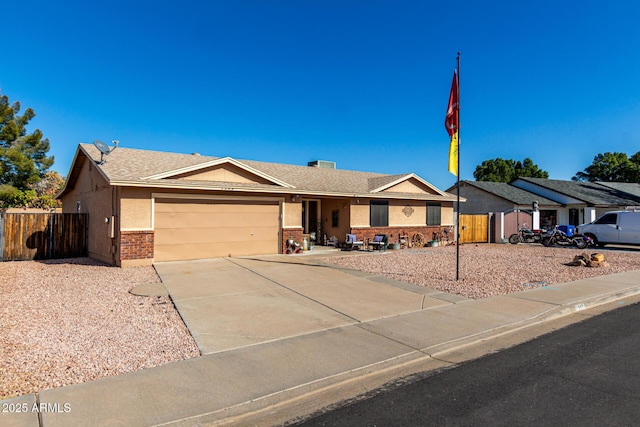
[154,254,466,354]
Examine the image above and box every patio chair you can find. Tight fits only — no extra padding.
[345,233,364,250]
[369,234,388,251]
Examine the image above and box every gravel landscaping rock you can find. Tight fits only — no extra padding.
[322,244,640,300]
[0,258,199,400]
[2,245,638,400]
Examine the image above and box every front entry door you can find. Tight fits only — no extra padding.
[302,200,321,243]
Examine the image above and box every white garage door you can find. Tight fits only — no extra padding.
[154,198,280,261]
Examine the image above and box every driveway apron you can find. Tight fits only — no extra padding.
[154,255,451,355]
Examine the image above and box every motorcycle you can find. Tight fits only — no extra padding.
[508,225,546,244]
[541,226,588,249]
[582,234,596,247]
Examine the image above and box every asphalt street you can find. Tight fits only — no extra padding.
[294,299,640,427]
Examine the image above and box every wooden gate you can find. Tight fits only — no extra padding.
[459,214,489,243]
[0,213,88,261]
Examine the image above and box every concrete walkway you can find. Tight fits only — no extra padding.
[3,253,640,427]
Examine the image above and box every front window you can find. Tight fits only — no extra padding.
[370,200,389,227]
[427,203,441,226]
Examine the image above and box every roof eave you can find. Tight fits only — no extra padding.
[109,180,461,201]
[57,145,111,199]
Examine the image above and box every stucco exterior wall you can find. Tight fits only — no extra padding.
[321,198,351,241]
[350,201,369,227]
[383,179,438,194]
[441,203,454,225]
[283,200,302,228]
[120,187,153,230]
[173,164,273,184]
[389,200,427,226]
[60,160,114,264]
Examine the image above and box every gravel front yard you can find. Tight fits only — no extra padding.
[322,244,640,299]
[2,245,639,400]
[0,258,199,400]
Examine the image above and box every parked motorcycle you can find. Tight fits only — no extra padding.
[582,234,596,247]
[541,226,588,249]
[508,225,546,244]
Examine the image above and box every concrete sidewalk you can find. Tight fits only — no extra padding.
[3,255,640,427]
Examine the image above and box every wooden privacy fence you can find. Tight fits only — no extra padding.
[0,213,88,261]
[459,214,489,243]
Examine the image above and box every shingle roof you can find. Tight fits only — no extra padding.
[596,182,640,200]
[461,181,561,206]
[516,177,640,206]
[367,174,412,192]
[60,144,456,201]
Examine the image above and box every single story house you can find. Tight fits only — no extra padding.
[448,181,562,240]
[58,144,459,266]
[448,178,640,241]
[451,181,561,215]
[511,177,640,226]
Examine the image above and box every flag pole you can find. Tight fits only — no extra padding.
[455,52,461,281]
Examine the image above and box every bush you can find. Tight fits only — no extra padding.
[0,185,36,208]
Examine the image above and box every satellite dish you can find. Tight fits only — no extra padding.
[93,140,119,164]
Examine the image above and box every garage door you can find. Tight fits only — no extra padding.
[154,199,280,261]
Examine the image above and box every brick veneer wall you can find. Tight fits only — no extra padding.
[282,228,304,254]
[120,230,154,260]
[351,226,452,245]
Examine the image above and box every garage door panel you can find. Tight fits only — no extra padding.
[155,227,278,245]
[155,241,276,260]
[154,199,280,261]
[155,212,277,229]
[155,200,277,213]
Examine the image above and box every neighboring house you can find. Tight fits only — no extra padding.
[451,181,561,215]
[448,178,640,240]
[58,144,458,266]
[447,181,561,242]
[512,177,640,226]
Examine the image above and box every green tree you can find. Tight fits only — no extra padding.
[572,151,640,182]
[473,157,549,182]
[0,171,63,209]
[29,170,64,209]
[0,93,54,190]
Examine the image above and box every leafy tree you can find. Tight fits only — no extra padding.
[572,151,640,182]
[0,170,64,209]
[473,157,549,182]
[0,185,36,208]
[29,171,64,209]
[0,93,54,190]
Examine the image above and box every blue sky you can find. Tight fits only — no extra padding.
[3,0,639,190]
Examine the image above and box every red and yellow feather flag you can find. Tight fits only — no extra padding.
[445,70,459,176]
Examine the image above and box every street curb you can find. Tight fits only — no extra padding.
[159,286,640,427]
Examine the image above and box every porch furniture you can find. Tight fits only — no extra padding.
[369,234,388,251]
[345,233,364,250]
